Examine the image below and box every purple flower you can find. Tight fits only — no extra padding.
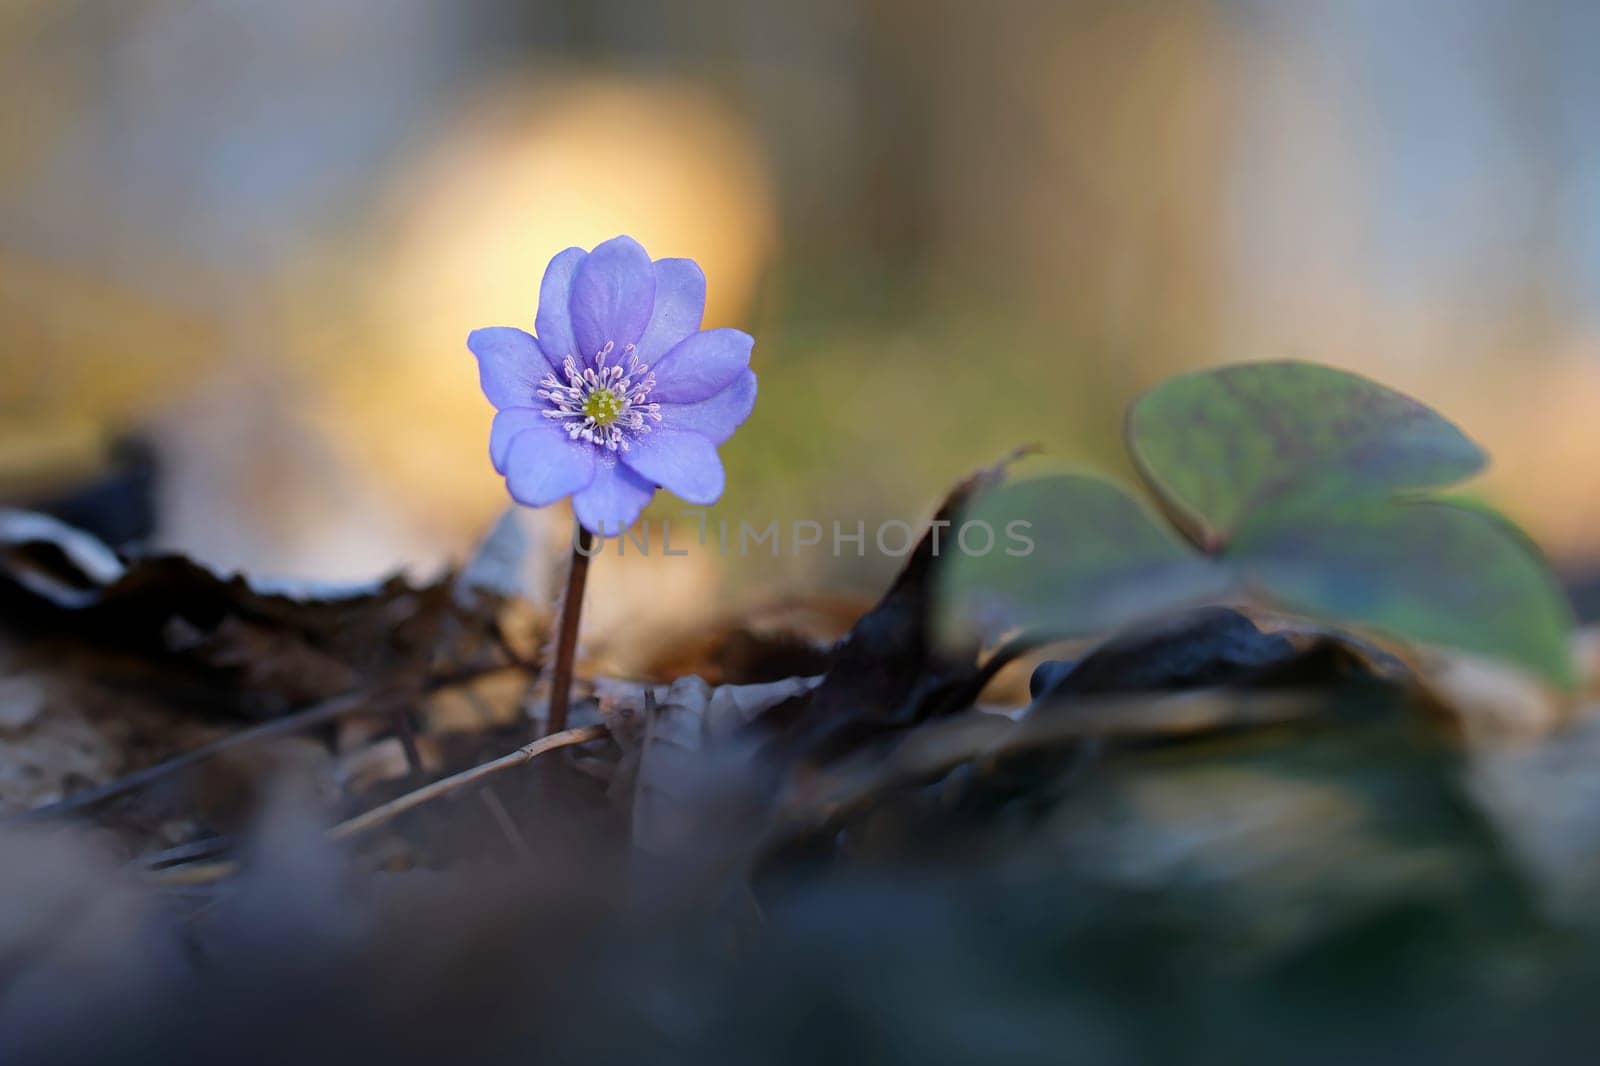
[468,236,757,535]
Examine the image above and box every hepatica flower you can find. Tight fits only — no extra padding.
[469,236,757,535]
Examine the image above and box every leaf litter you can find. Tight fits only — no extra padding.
[1,449,1599,1062]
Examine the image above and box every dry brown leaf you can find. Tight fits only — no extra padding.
[1412,629,1599,744]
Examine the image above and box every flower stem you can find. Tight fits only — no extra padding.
[545,522,595,734]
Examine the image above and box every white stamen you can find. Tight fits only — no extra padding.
[539,342,663,451]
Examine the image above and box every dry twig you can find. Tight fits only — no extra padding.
[328,724,608,841]
[12,662,524,824]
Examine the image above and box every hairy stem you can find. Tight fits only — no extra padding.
[545,523,596,734]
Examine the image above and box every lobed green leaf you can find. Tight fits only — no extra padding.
[938,473,1233,642]
[1127,361,1486,549]
[1232,500,1575,687]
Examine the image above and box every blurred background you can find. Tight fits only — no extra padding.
[3,0,1598,613]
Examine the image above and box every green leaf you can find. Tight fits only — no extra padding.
[1127,361,1486,548]
[1233,500,1575,687]
[938,473,1233,641]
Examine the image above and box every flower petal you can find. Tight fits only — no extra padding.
[489,407,549,474]
[534,246,586,364]
[633,258,706,363]
[503,421,596,507]
[572,460,657,536]
[621,427,725,505]
[648,328,753,404]
[657,370,757,445]
[468,327,553,410]
[568,236,655,366]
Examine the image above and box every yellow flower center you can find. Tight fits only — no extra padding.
[583,389,623,426]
